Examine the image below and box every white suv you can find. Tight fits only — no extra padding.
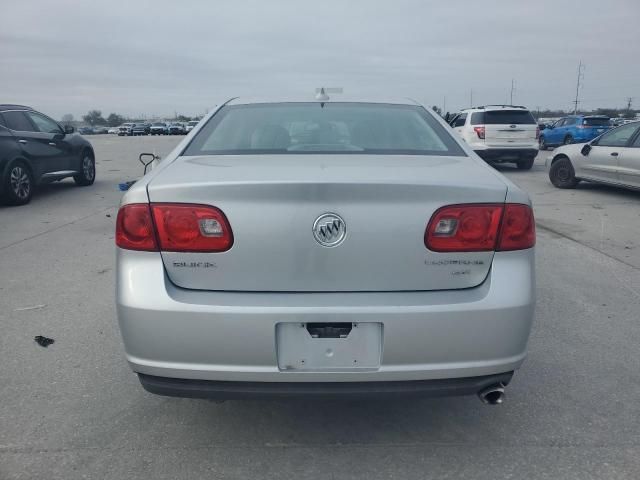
[448,105,539,170]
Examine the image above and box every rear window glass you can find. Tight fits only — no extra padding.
[1,111,37,132]
[583,118,610,126]
[470,110,536,125]
[184,103,465,156]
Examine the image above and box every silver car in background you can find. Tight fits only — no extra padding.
[116,97,536,404]
[547,121,640,190]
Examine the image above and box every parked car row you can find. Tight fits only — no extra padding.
[445,106,636,177]
[73,119,202,137]
[77,126,109,135]
[116,122,192,136]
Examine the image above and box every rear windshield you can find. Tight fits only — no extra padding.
[583,118,610,126]
[183,103,465,156]
[470,110,536,125]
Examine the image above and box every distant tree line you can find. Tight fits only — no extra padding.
[60,110,198,126]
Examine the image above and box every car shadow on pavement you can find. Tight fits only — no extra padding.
[139,394,515,448]
[0,180,109,209]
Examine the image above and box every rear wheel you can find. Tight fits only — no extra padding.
[563,135,574,145]
[549,157,579,188]
[2,160,34,205]
[74,152,96,186]
[517,156,535,170]
[539,136,547,150]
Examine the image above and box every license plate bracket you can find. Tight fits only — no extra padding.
[276,322,382,371]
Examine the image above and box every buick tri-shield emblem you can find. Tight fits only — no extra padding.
[313,213,346,247]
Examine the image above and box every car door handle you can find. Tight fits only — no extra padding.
[18,139,28,144]
[611,152,619,157]
[48,142,56,146]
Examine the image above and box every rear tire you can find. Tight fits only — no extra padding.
[74,151,96,186]
[549,157,579,188]
[1,160,34,205]
[563,135,574,145]
[539,136,547,150]
[517,157,535,170]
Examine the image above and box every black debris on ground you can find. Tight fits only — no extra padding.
[34,336,55,348]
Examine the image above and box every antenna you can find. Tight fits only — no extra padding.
[573,61,585,114]
[315,87,343,101]
[510,79,516,105]
[470,89,473,108]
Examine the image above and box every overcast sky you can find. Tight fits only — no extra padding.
[2,0,639,119]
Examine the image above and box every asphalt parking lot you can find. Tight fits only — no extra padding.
[1,136,639,479]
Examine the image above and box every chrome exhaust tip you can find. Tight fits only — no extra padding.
[478,384,505,405]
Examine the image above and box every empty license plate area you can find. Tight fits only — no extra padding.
[276,322,382,372]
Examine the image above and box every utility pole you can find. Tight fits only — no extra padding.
[470,89,473,108]
[573,61,585,114]
[626,97,633,115]
[442,96,446,116]
[510,79,515,105]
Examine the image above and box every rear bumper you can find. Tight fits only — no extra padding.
[139,371,514,399]
[116,248,535,388]
[474,148,538,161]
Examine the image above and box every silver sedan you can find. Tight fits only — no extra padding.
[115,97,536,404]
[547,121,640,190]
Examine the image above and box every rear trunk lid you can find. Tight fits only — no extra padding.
[480,110,537,148]
[148,155,508,292]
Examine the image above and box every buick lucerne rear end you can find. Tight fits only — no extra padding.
[115,98,535,404]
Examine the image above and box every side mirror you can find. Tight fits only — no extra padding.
[538,124,546,131]
[64,125,75,134]
[581,144,592,156]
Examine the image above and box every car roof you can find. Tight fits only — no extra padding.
[460,105,529,112]
[0,104,33,112]
[226,96,422,106]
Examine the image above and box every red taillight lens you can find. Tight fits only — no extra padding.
[473,126,485,139]
[425,203,535,252]
[151,203,233,252]
[116,204,157,251]
[497,204,536,251]
[425,204,503,252]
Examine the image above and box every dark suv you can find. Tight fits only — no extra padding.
[0,105,96,205]
[132,123,151,136]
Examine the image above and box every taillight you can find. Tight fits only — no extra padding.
[425,204,535,252]
[116,204,157,251]
[116,203,233,252]
[425,204,503,252]
[151,203,233,252]
[473,126,485,139]
[497,204,536,251]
